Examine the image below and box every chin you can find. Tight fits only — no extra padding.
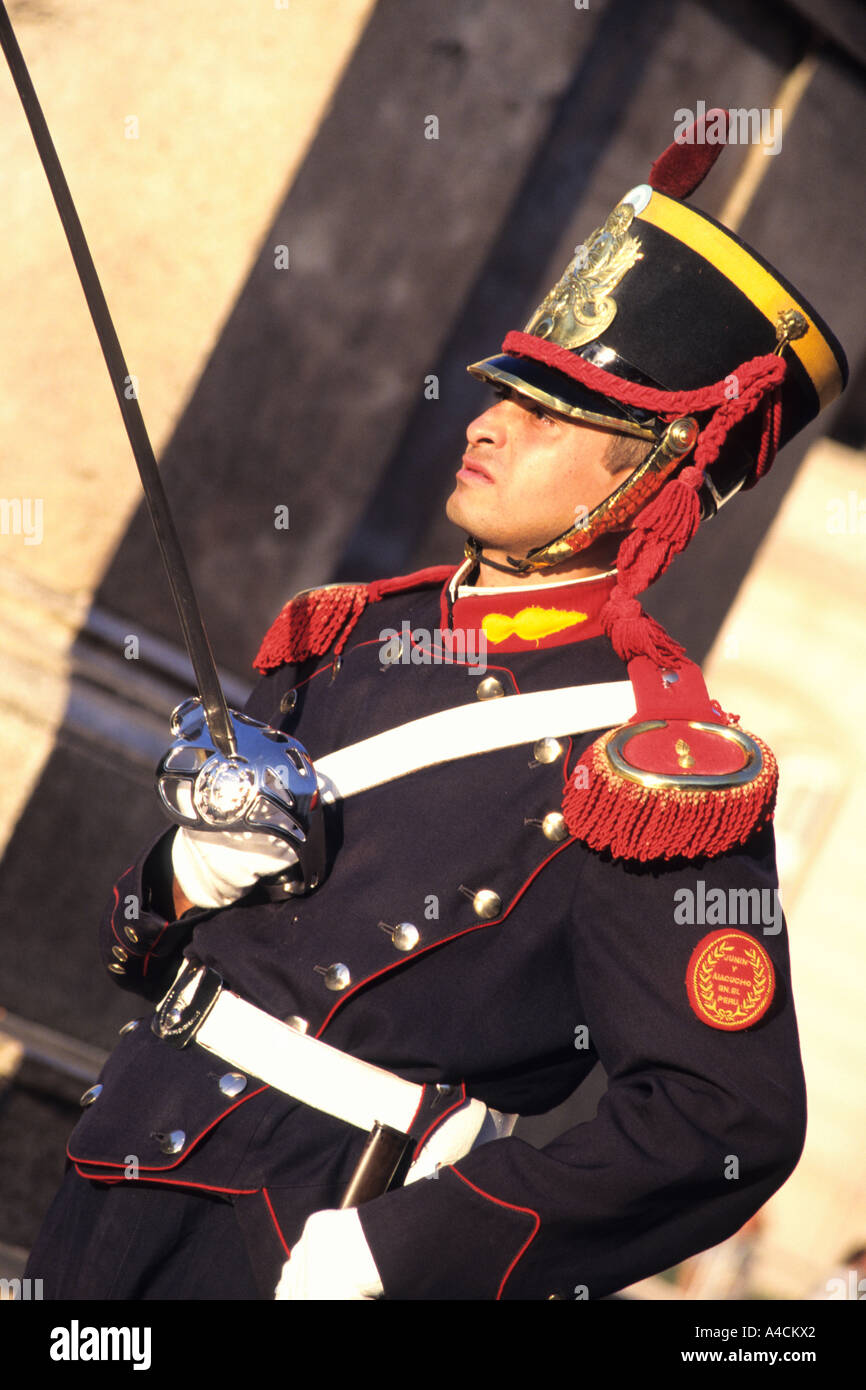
[445,488,473,532]
[446,489,555,555]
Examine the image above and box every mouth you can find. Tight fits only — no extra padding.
[457,453,494,485]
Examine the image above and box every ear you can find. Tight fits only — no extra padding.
[605,434,652,478]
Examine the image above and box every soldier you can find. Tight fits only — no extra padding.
[28,117,847,1300]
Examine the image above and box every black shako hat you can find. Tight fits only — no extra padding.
[466,111,848,567]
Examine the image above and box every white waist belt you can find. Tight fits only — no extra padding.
[188,983,516,1182]
[197,989,423,1133]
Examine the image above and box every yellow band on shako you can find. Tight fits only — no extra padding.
[637,191,843,411]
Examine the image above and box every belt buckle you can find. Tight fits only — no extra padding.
[152,955,223,1049]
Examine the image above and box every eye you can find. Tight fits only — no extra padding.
[530,403,554,422]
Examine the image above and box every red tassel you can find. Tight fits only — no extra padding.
[599,590,686,666]
[635,468,702,543]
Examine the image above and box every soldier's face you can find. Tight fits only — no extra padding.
[446,386,635,555]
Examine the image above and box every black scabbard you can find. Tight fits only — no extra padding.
[339,1122,413,1208]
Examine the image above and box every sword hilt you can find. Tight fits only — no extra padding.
[157,698,326,893]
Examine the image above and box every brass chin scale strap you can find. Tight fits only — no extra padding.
[465,416,700,576]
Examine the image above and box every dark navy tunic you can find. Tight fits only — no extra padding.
[33,567,806,1300]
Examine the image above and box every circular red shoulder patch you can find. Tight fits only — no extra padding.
[685,930,775,1031]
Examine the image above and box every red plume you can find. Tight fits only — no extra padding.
[649,107,729,198]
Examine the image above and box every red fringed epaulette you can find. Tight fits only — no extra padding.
[563,655,778,862]
[253,566,457,673]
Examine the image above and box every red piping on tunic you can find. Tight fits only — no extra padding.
[73,1165,260,1196]
[451,1167,541,1300]
[67,1085,269,1172]
[316,835,576,1036]
[263,1187,292,1258]
[410,1082,468,1162]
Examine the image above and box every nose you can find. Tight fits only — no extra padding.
[466,399,509,448]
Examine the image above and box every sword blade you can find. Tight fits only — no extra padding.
[0,3,236,757]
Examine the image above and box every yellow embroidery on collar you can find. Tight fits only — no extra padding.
[482,607,588,645]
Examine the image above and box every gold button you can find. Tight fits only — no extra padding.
[476,677,505,700]
[533,738,563,764]
[472,889,502,920]
[118,1019,139,1036]
[285,1015,309,1033]
[108,963,126,975]
[280,689,298,714]
[112,946,128,962]
[542,812,569,842]
[123,925,139,944]
[79,1084,102,1107]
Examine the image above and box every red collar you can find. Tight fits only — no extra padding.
[443,563,617,653]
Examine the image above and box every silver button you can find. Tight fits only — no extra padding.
[218,1073,247,1098]
[542,812,569,843]
[123,925,139,944]
[111,946,128,962]
[278,878,304,896]
[380,638,403,667]
[317,963,351,991]
[472,889,502,920]
[79,1084,103,1107]
[379,920,420,952]
[118,1019,139,1036]
[280,689,298,714]
[392,922,420,952]
[533,737,563,764]
[164,1006,184,1028]
[476,676,505,700]
[157,1130,186,1155]
[285,1015,309,1033]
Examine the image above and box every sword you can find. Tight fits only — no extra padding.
[0,4,327,889]
[0,2,236,757]
[1,14,405,1222]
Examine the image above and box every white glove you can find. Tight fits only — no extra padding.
[171,826,299,909]
[274,1208,384,1301]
